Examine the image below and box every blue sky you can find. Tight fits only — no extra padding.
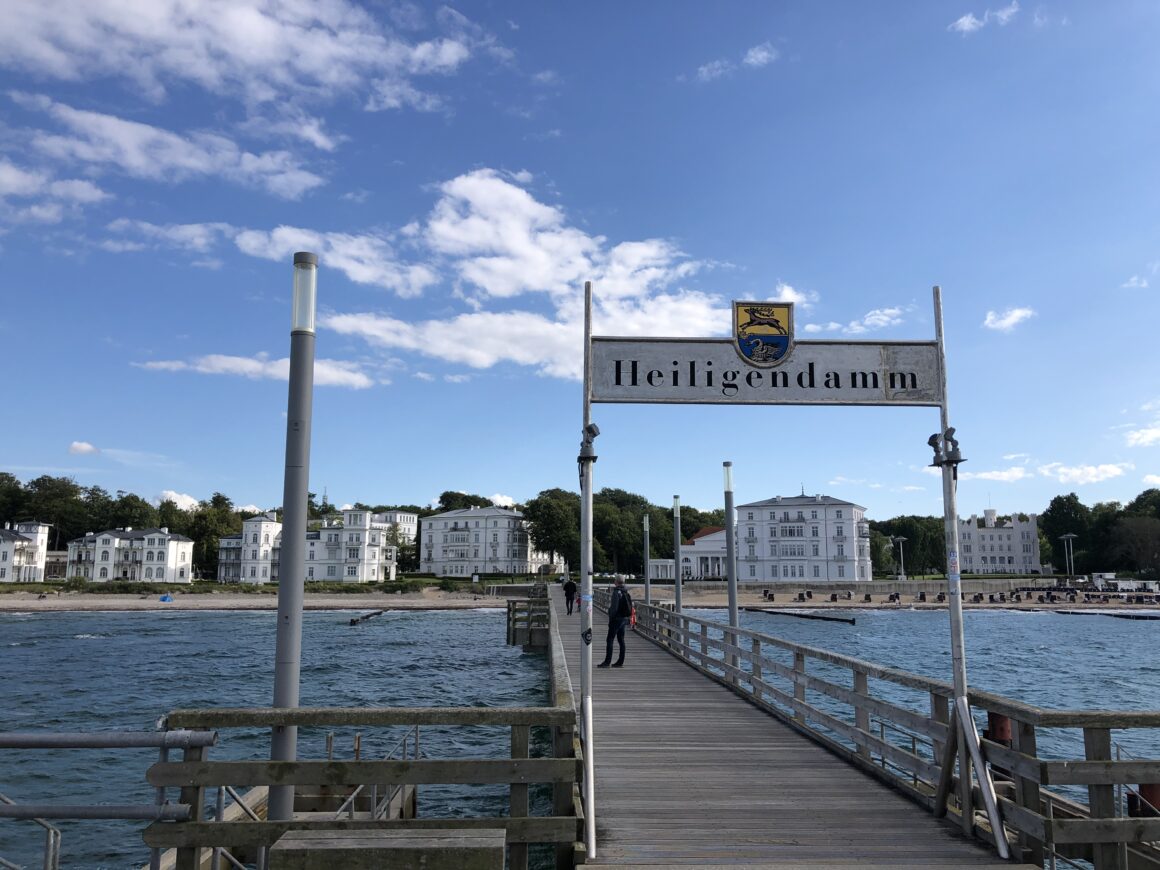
[2,1,1159,520]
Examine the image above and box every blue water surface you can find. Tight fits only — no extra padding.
[0,607,544,869]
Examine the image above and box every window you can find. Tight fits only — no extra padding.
[749,564,756,577]
[307,567,314,579]
[251,549,258,559]
[811,510,818,520]
[250,567,256,578]
[179,552,186,561]
[327,566,336,577]
[264,534,269,544]
[747,512,753,520]
[0,568,5,578]
[811,527,819,537]
[836,510,843,519]
[101,551,109,561]
[747,527,754,538]
[837,565,845,578]
[157,568,165,580]
[99,567,108,578]
[836,525,844,537]
[796,510,804,520]
[0,551,5,561]
[262,567,268,577]
[146,551,153,562]
[813,565,820,577]
[837,544,845,556]
[346,566,357,577]
[347,548,359,559]
[252,534,258,544]
[812,543,819,556]
[102,538,111,545]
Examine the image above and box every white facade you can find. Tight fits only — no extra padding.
[67,527,194,583]
[419,506,565,578]
[377,510,418,544]
[0,521,51,583]
[649,494,873,583]
[218,509,399,585]
[958,509,1043,575]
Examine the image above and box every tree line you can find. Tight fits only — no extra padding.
[5,471,1160,580]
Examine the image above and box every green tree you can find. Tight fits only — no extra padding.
[524,488,581,570]
[111,492,158,530]
[25,475,86,549]
[1039,493,1091,573]
[187,492,242,579]
[868,528,894,575]
[156,499,191,536]
[437,491,494,512]
[0,473,29,524]
[1112,516,1160,579]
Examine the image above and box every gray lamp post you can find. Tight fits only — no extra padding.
[1060,532,1077,583]
[893,535,908,582]
[672,495,682,613]
[642,513,651,605]
[269,252,318,822]
[723,462,738,678]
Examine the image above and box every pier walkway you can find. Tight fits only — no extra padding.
[553,589,1024,868]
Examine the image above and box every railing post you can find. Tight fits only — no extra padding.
[1011,717,1044,868]
[700,623,709,669]
[553,724,575,870]
[510,724,529,870]
[751,638,762,701]
[930,692,949,764]
[1084,726,1123,870]
[854,669,870,759]
[793,651,806,723]
[174,743,206,870]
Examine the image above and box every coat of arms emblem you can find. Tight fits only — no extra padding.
[733,302,793,367]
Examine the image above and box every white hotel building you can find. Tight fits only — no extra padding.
[218,509,402,585]
[0,521,51,583]
[649,494,873,583]
[66,527,195,583]
[958,509,1043,575]
[420,506,565,578]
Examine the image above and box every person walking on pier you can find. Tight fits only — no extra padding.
[563,577,577,614]
[598,576,633,668]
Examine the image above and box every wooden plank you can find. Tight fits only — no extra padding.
[1049,816,1160,845]
[570,590,1015,867]
[144,817,575,849]
[165,706,575,729]
[1042,758,1160,786]
[147,758,577,788]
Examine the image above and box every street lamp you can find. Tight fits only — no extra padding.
[1060,532,1077,583]
[673,495,682,613]
[270,252,318,822]
[893,535,908,582]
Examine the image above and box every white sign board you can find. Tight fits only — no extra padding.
[590,338,943,406]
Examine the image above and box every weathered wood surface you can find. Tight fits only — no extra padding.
[558,589,1027,867]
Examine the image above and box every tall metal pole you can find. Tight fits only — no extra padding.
[577,280,597,859]
[933,286,1008,857]
[672,496,682,613]
[269,252,318,822]
[723,462,738,676]
[642,513,651,605]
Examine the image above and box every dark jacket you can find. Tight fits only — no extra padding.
[608,586,632,624]
[563,580,577,598]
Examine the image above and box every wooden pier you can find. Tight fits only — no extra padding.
[558,588,1024,868]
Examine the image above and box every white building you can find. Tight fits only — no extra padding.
[0,521,51,583]
[958,509,1043,575]
[419,506,565,578]
[218,509,399,585]
[376,510,418,543]
[66,527,195,583]
[649,494,873,583]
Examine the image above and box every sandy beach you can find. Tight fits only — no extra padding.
[0,588,504,612]
[1,584,1151,613]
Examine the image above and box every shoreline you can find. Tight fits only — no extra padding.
[1,586,1151,614]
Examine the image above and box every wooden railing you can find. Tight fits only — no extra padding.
[599,590,1160,870]
[146,599,583,870]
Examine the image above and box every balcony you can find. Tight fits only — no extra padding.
[833,554,848,561]
[832,534,846,542]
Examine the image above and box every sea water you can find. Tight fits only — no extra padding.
[2,606,1158,867]
[0,607,544,869]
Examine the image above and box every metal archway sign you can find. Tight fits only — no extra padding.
[574,284,1008,860]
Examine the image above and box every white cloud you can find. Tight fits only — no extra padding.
[803,307,904,335]
[69,440,99,455]
[959,466,1030,482]
[102,448,175,469]
[743,42,779,68]
[949,2,1019,34]
[803,321,842,334]
[136,353,375,389]
[414,371,435,381]
[696,59,734,82]
[237,504,264,514]
[1126,426,1160,448]
[157,490,199,510]
[18,94,324,199]
[768,282,818,311]
[1037,462,1132,485]
[107,219,234,252]
[1144,475,1160,486]
[1002,452,1030,462]
[0,1,500,113]
[0,157,111,222]
[490,493,515,507]
[444,373,472,383]
[901,485,926,492]
[983,307,1035,331]
[1122,275,1148,289]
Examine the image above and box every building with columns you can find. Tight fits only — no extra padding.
[66,527,194,583]
[0,521,51,583]
[649,493,873,583]
[419,506,565,578]
[217,508,399,585]
[958,509,1043,575]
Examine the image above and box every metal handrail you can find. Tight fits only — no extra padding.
[0,792,60,870]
